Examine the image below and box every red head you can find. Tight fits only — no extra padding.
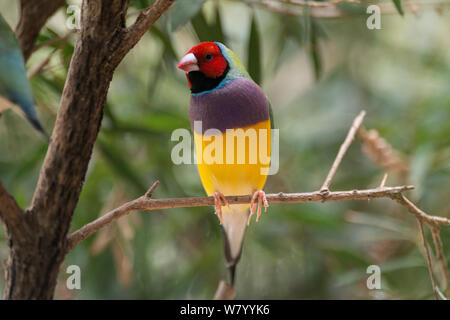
[177,42,228,80]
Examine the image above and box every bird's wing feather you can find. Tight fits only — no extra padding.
[0,13,46,136]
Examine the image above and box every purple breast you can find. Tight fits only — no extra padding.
[189,77,269,134]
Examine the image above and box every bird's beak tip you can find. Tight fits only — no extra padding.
[177,53,199,73]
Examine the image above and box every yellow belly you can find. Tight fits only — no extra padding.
[194,120,271,199]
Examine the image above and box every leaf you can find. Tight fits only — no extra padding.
[247,13,262,85]
[310,20,322,80]
[191,10,211,42]
[130,0,149,10]
[212,4,225,44]
[392,0,404,16]
[149,26,177,59]
[191,6,226,44]
[169,0,206,31]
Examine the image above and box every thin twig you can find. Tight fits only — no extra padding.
[213,281,236,300]
[436,286,448,300]
[430,226,450,296]
[320,110,366,192]
[379,173,388,188]
[145,180,160,198]
[28,46,60,78]
[242,0,450,18]
[281,0,360,7]
[417,218,439,300]
[391,194,450,227]
[31,30,75,53]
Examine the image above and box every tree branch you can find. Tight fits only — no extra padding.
[242,0,450,19]
[15,0,65,61]
[320,110,365,192]
[31,30,75,54]
[65,182,450,253]
[0,182,23,228]
[108,0,175,67]
[281,0,360,8]
[390,194,450,227]
[213,281,236,300]
[430,226,450,296]
[417,218,439,300]
[126,0,175,43]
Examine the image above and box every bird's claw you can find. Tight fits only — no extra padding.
[213,191,228,224]
[248,190,268,225]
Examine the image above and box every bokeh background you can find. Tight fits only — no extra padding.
[0,0,449,299]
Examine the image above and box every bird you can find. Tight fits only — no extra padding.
[177,42,273,285]
[0,13,47,137]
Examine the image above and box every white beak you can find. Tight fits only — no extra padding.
[177,53,200,73]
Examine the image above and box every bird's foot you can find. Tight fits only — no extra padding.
[213,191,228,224]
[248,190,269,225]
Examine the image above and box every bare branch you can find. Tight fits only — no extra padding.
[127,0,175,39]
[28,41,66,78]
[320,110,366,192]
[111,0,175,64]
[15,0,65,61]
[213,281,236,300]
[430,226,450,296]
[379,173,388,189]
[67,184,415,252]
[145,180,160,198]
[242,0,450,19]
[417,219,439,300]
[391,194,450,227]
[281,0,360,7]
[31,30,76,54]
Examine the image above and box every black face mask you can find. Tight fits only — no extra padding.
[188,63,230,94]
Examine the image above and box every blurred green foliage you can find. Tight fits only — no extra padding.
[0,0,449,299]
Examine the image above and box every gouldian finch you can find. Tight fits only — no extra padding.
[178,42,273,284]
[0,13,46,137]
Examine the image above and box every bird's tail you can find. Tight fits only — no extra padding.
[26,114,49,140]
[11,98,49,141]
[220,204,249,285]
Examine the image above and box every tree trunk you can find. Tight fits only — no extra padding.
[1,0,173,299]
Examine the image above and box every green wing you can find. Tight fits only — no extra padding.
[0,13,46,136]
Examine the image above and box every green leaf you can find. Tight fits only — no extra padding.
[310,20,322,80]
[191,6,226,44]
[212,5,225,44]
[191,10,211,42]
[247,13,262,85]
[150,26,177,58]
[130,0,149,10]
[169,0,206,31]
[392,0,404,16]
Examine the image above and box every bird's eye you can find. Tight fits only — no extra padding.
[205,54,213,61]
